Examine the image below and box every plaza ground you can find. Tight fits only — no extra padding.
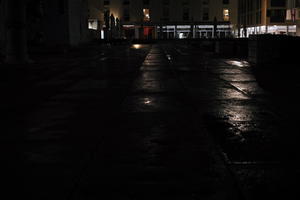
[1,41,300,199]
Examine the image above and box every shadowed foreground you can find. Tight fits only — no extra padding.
[2,42,299,199]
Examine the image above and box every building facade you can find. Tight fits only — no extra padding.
[0,0,6,56]
[98,0,238,39]
[0,0,102,63]
[286,0,300,35]
[42,0,91,46]
[238,0,297,37]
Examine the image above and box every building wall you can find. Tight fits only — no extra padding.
[43,0,70,45]
[68,0,89,45]
[238,0,297,37]
[0,0,6,54]
[42,0,91,46]
[98,0,238,39]
[87,0,103,38]
[99,0,237,24]
[286,0,300,35]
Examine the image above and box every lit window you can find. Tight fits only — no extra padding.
[88,19,98,30]
[223,9,230,21]
[143,9,150,21]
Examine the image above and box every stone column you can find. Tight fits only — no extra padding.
[193,25,196,38]
[296,21,300,36]
[5,0,29,64]
[154,26,158,39]
[134,26,139,39]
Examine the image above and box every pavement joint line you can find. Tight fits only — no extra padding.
[216,70,285,121]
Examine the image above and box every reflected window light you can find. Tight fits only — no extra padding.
[144,97,152,105]
[144,100,151,104]
[226,60,250,67]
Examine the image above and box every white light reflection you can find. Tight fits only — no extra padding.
[144,100,151,104]
[166,54,172,61]
[226,60,250,67]
[132,44,142,49]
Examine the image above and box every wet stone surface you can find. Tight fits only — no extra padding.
[162,42,300,199]
[2,42,300,199]
[69,45,237,200]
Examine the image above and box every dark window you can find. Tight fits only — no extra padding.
[58,0,66,14]
[123,0,130,5]
[270,0,286,7]
[203,0,209,5]
[203,7,209,20]
[123,8,130,21]
[143,0,150,5]
[183,7,189,21]
[182,0,189,5]
[256,11,261,24]
[256,0,261,10]
[163,0,170,5]
[163,6,169,17]
[104,0,110,6]
[296,0,300,7]
[269,9,286,22]
[223,0,229,4]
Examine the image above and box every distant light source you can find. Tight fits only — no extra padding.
[223,9,230,21]
[101,30,104,39]
[132,44,142,49]
[143,9,150,21]
[88,19,98,30]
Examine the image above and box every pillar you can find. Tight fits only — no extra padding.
[297,21,300,36]
[134,26,139,39]
[5,0,29,64]
[193,25,196,38]
[0,0,5,52]
[154,26,158,39]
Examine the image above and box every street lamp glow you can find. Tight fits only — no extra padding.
[132,44,142,49]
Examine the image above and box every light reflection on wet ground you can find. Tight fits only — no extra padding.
[166,44,279,162]
[69,45,234,199]
[17,42,300,200]
[162,42,291,199]
[225,60,251,67]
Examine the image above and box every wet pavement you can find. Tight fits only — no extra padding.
[2,41,300,199]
